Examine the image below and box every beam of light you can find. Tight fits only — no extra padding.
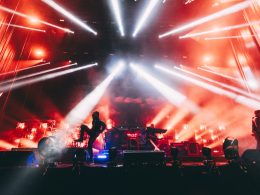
[155,65,260,109]
[42,0,97,35]
[175,66,260,101]
[132,0,160,37]
[0,5,74,33]
[243,66,259,91]
[0,92,3,97]
[159,0,252,38]
[0,63,77,85]
[0,22,46,32]
[205,34,260,40]
[0,62,50,76]
[0,63,97,93]
[164,107,190,132]
[130,63,200,113]
[198,66,241,83]
[0,140,15,150]
[179,21,260,39]
[52,62,125,150]
[64,61,125,126]
[150,104,172,126]
[110,0,125,37]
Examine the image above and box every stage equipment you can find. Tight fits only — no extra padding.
[202,147,219,175]
[223,137,239,162]
[0,151,37,166]
[159,1,251,38]
[171,142,200,160]
[123,150,165,167]
[108,147,118,166]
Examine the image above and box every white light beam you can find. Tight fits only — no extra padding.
[110,0,125,37]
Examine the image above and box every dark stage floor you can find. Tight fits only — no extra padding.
[0,162,260,195]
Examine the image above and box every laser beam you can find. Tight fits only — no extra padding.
[0,62,51,76]
[159,1,252,38]
[0,63,97,92]
[0,22,46,32]
[110,0,125,37]
[132,0,160,37]
[42,0,97,35]
[175,66,260,101]
[205,34,260,40]
[1,63,77,85]
[179,21,260,39]
[155,65,260,109]
[0,5,74,33]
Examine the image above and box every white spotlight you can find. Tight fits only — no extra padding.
[132,0,160,37]
[159,1,252,38]
[0,63,98,93]
[64,61,125,127]
[130,63,199,113]
[110,0,125,37]
[1,63,77,85]
[42,0,97,35]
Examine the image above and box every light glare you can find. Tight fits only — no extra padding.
[110,0,125,36]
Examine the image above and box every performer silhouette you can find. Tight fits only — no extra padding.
[252,110,260,149]
[75,111,106,161]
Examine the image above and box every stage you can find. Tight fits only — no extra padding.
[0,162,259,195]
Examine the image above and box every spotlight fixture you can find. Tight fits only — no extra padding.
[223,137,239,162]
[202,147,212,161]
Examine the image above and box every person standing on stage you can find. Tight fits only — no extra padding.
[252,110,260,149]
[75,111,106,161]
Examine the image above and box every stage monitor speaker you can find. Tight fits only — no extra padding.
[0,151,37,166]
[123,150,165,167]
[56,148,86,163]
[241,149,260,165]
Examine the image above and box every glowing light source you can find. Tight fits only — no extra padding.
[42,0,97,35]
[155,65,260,109]
[33,48,45,59]
[110,0,125,36]
[0,5,74,33]
[179,21,260,39]
[132,0,160,37]
[0,22,45,32]
[28,16,40,25]
[130,63,199,113]
[0,63,98,93]
[159,1,252,38]
[17,122,25,129]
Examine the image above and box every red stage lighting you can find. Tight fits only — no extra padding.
[33,48,45,59]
